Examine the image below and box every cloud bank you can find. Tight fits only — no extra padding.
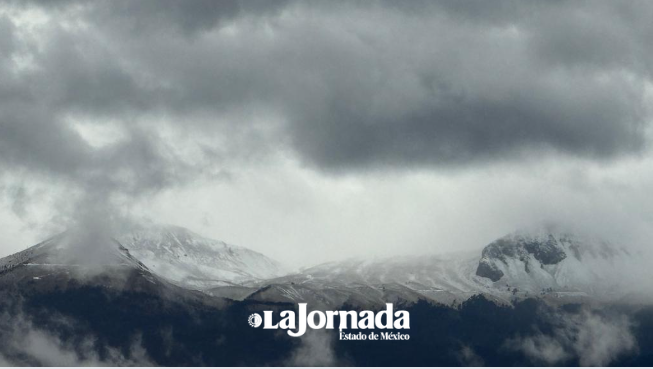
[0,0,652,262]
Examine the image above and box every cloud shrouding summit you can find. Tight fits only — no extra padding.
[0,0,653,263]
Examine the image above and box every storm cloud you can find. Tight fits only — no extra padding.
[1,1,653,261]
[2,0,652,177]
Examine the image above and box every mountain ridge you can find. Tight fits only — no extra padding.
[1,223,646,307]
[116,223,286,289]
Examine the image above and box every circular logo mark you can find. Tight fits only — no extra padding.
[248,313,262,328]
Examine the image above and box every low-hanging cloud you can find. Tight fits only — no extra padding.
[457,345,484,366]
[284,329,340,366]
[0,310,153,366]
[506,308,637,366]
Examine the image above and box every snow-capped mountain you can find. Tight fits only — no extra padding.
[255,252,481,304]
[0,230,189,297]
[0,225,285,294]
[223,225,644,307]
[116,224,286,289]
[0,224,649,366]
[0,231,147,273]
[475,226,639,300]
[1,223,644,307]
[223,251,509,308]
[1,226,648,367]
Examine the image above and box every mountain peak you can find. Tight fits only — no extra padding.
[474,226,632,299]
[116,224,285,289]
[0,231,145,270]
[476,229,570,282]
[2,223,285,292]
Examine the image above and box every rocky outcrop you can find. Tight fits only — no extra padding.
[475,229,569,282]
[475,259,504,282]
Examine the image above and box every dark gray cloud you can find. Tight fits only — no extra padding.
[14,0,289,35]
[97,0,290,36]
[0,0,652,240]
[3,0,651,178]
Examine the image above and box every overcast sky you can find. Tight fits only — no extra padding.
[1,0,652,265]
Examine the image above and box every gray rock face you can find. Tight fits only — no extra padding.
[475,259,504,282]
[523,236,567,265]
[481,234,567,266]
[475,229,570,282]
[470,227,639,302]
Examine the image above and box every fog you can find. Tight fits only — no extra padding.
[507,307,637,366]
